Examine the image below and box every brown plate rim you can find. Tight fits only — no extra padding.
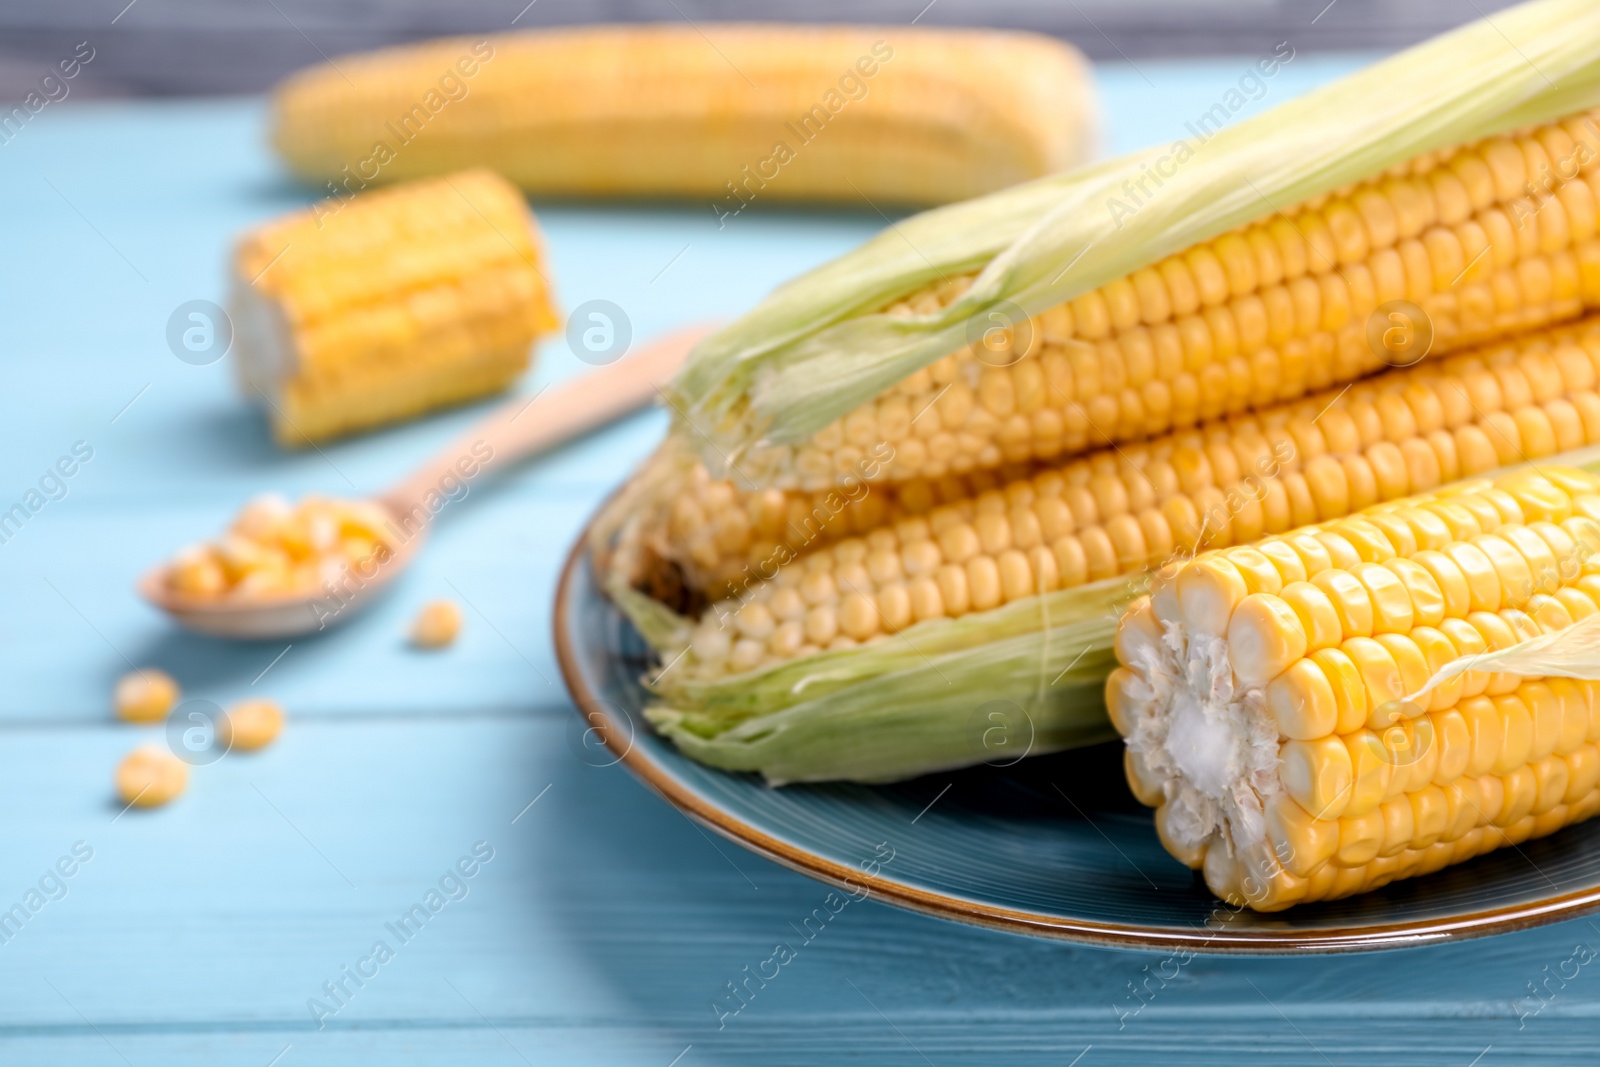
[552,523,1600,955]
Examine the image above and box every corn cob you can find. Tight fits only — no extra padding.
[271,27,1096,208]
[231,169,558,446]
[731,112,1600,490]
[633,314,1600,669]
[1108,466,1600,910]
[666,2,1600,499]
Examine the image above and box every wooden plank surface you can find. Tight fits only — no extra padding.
[3,53,1596,1065]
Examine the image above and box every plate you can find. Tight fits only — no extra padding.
[553,531,1600,954]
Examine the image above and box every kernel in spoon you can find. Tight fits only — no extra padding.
[161,495,396,602]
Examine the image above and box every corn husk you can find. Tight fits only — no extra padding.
[666,0,1600,478]
[636,576,1124,784]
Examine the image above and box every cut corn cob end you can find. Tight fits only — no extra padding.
[230,169,558,446]
[1110,465,1600,910]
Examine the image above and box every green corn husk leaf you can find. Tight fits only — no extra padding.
[631,578,1130,786]
[666,0,1600,473]
[650,647,1117,787]
[654,575,1132,718]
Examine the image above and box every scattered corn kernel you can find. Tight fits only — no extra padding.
[115,745,188,808]
[163,494,395,601]
[114,670,179,724]
[220,699,284,751]
[410,600,462,648]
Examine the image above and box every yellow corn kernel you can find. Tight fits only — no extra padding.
[114,670,179,724]
[1280,736,1355,820]
[115,745,188,808]
[411,600,463,649]
[166,547,227,598]
[1174,556,1248,636]
[220,699,285,752]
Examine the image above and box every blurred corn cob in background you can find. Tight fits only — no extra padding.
[1110,467,1600,909]
[579,2,1600,793]
[232,169,558,445]
[270,26,1096,207]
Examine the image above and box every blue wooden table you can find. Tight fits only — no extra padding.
[3,51,1595,1065]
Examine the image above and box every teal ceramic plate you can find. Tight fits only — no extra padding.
[554,536,1600,954]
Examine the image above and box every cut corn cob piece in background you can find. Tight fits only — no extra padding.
[731,111,1600,490]
[615,314,1600,645]
[271,26,1096,208]
[1110,466,1600,910]
[665,1,1600,493]
[231,169,558,446]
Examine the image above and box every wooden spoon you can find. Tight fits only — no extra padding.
[138,322,712,639]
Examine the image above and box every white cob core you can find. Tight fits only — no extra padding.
[1126,626,1283,857]
[230,282,293,403]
